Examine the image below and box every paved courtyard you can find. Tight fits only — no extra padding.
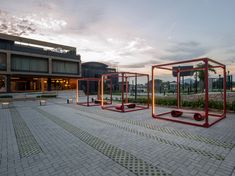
[0,96,235,176]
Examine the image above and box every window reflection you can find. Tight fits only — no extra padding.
[0,76,6,92]
[0,53,7,71]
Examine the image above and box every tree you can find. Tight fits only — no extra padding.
[195,63,216,92]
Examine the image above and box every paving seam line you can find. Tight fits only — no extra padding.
[10,108,43,158]
[34,107,171,176]
[74,111,225,161]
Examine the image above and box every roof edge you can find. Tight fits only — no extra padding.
[0,33,76,51]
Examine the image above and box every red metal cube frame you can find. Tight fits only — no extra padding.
[101,72,150,112]
[152,58,226,128]
[76,78,112,107]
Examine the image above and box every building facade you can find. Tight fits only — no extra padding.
[0,33,81,93]
[82,62,116,78]
[81,62,117,93]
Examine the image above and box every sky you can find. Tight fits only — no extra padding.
[0,0,235,76]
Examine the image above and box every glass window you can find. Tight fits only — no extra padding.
[11,54,48,73]
[0,75,6,92]
[52,60,79,74]
[0,53,7,71]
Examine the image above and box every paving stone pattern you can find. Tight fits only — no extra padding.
[1,97,235,176]
[35,107,170,176]
[54,100,234,151]
[50,98,235,176]
[74,111,225,161]
[10,108,42,158]
[121,119,235,149]
[55,99,234,149]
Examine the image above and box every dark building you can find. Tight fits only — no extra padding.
[80,62,117,93]
[0,33,81,93]
[82,62,116,77]
[149,79,163,93]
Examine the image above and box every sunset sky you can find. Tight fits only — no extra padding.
[0,0,234,76]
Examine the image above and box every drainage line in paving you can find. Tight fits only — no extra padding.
[60,101,234,150]
[10,108,43,158]
[74,112,225,161]
[121,119,235,150]
[35,107,171,176]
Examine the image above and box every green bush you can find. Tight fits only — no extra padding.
[156,97,176,106]
[0,95,13,98]
[128,98,146,104]
[36,94,57,98]
[226,102,232,111]
[232,101,235,111]
[112,96,234,112]
[208,100,223,110]
[182,100,192,107]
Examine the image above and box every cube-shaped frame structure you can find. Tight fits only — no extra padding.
[152,58,226,128]
[76,78,112,106]
[101,72,150,113]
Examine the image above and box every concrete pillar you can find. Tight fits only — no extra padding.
[6,52,11,92]
[47,78,51,91]
[6,52,11,73]
[41,78,45,92]
[48,58,52,74]
[6,75,11,93]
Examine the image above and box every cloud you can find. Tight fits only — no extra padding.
[79,48,104,53]
[0,10,36,36]
[111,37,159,59]
[102,60,119,68]
[76,9,104,33]
[160,41,208,61]
[119,59,161,68]
[24,15,67,31]
[0,9,67,36]
[35,0,56,11]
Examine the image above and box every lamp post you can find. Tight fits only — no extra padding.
[219,74,221,90]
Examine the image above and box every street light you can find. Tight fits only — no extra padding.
[219,74,221,90]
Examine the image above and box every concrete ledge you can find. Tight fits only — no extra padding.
[2,102,10,108]
[39,100,47,106]
[67,98,73,104]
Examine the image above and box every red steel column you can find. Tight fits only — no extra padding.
[76,79,79,104]
[110,79,113,104]
[177,70,180,109]
[101,76,104,107]
[87,80,89,106]
[152,67,155,115]
[98,80,101,100]
[223,65,227,117]
[125,76,128,103]
[122,73,124,112]
[147,74,150,109]
[204,59,209,126]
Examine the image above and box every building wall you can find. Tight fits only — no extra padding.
[80,62,117,93]
[0,36,81,93]
[0,50,81,77]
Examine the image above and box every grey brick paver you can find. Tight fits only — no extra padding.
[232,169,235,176]
[1,98,235,176]
[50,100,235,176]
